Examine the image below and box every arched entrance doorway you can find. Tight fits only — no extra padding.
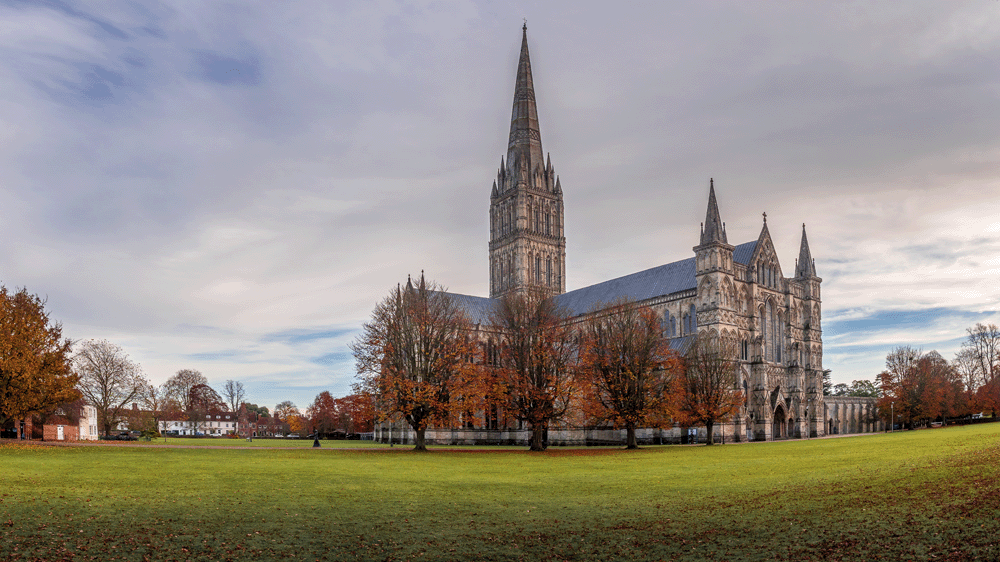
[773,405,786,439]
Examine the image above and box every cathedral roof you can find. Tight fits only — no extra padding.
[554,240,757,315]
[554,258,696,316]
[732,240,758,265]
[442,291,497,325]
[447,242,756,323]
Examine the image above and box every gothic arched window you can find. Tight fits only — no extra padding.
[689,304,697,334]
[767,301,781,364]
[760,306,767,360]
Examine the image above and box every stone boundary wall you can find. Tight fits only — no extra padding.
[373,422,873,447]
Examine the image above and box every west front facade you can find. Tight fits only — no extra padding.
[374,27,879,445]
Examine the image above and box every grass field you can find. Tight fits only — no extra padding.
[2,425,999,561]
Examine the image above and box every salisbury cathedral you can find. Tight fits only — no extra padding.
[376,27,879,445]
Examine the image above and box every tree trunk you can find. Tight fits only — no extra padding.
[413,427,427,451]
[705,420,714,446]
[529,424,546,451]
[625,425,638,449]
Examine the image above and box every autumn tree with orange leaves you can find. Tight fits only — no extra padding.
[491,290,577,452]
[0,287,78,436]
[308,391,339,437]
[677,335,743,446]
[579,300,682,449]
[307,391,375,438]
[336,393,374,433]
[878,347,968,429]
[352,274,477,451]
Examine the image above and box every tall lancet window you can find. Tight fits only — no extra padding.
[535,256,542,284]
[761,306,767,360]
[767,301,779,363]
[546,258,552,286]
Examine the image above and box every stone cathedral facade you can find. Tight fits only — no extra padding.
[376,27,879,445]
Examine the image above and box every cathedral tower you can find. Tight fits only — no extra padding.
[489,25,566,299]
[693,179,737,339]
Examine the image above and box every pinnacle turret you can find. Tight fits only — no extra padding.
[700,178,727,245]
[796,223,817,277]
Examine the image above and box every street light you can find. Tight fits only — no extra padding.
[891,402,894,433]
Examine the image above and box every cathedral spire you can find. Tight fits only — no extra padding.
[490,27,566,298]
[796,223,817,277]
[700,178,727,245]
[507,24,544,183]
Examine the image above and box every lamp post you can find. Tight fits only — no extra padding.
[891,402,894,433]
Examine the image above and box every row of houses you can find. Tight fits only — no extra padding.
[3,402,295,442]
[153,407,291,438]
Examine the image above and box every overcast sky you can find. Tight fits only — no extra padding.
[2,1,998,412]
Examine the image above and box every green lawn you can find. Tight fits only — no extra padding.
[2,425,999,561]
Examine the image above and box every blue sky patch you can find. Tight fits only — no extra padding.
[312,352,352,366]
[825,307,988,338]
[261,327,357,344]
[194,50,261,86]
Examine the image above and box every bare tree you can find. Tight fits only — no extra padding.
[222,380,246,413]
[274,400,298,421]
[222,379,246,434]
[959,323,1000,415]
[164,369,208,411]
[140,382,172,436]
[678,335,743,446]
[491,290,578,451]
[74,339,148,437]
[352,273,477,451]
[952,348,980,399]
[579,300,681,449]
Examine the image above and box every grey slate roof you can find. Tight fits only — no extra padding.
[554,258,696,316]
[732,240,757,265]
[444,291,496,325]
[554,240,758,316]
[445,240,758,322]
